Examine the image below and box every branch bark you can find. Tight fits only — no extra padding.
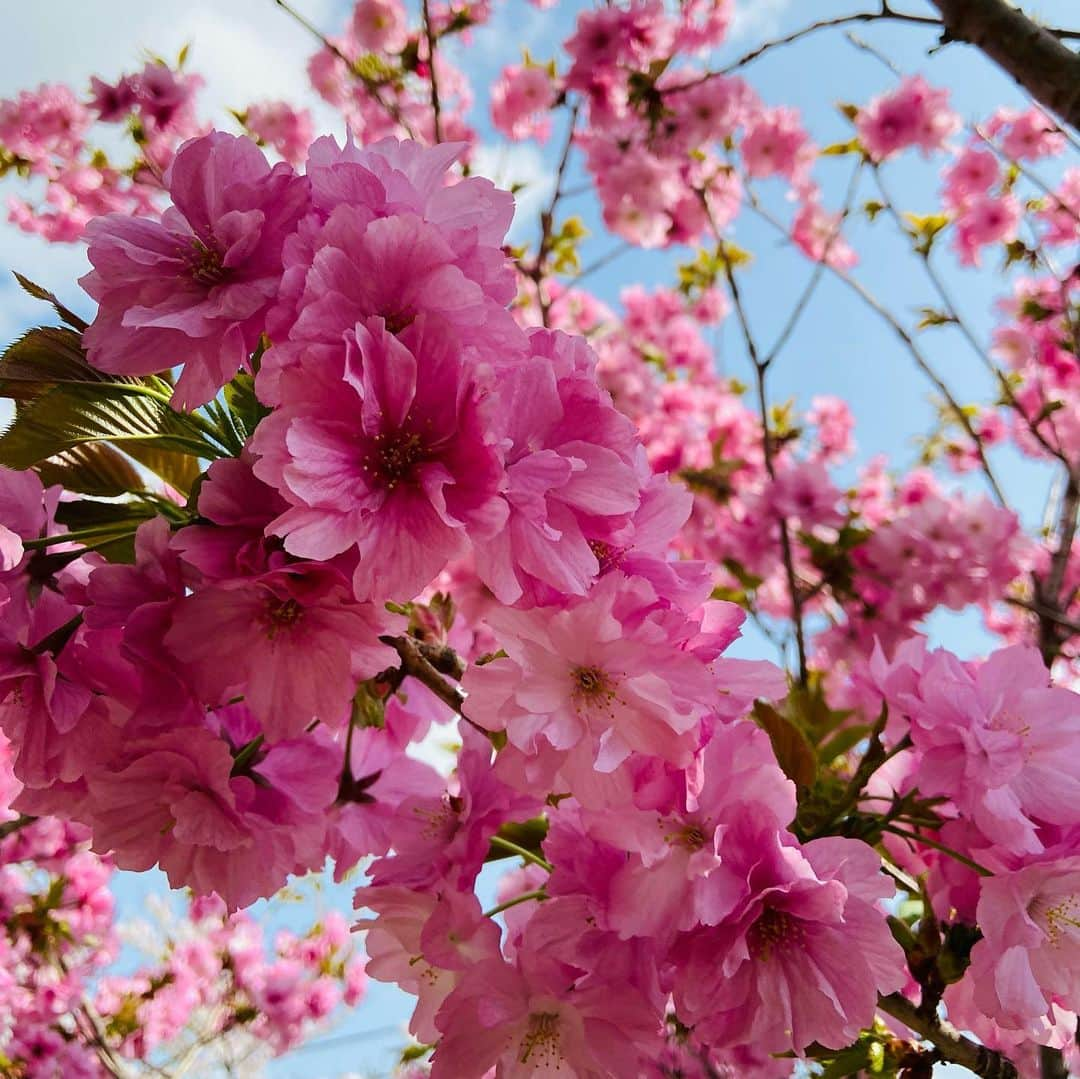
[927,0,1080,131]
[878,993,1019,1078]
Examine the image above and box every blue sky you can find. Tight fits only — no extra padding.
[2,0,1078,1073]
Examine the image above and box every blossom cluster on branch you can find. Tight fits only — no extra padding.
[0,733,364,1076]
[1,1,1080,1077]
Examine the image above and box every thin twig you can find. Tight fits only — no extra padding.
[0,814,37,840]
[662,6,941,92]
[870,166,1069,466]
[270,0,417,138]
[381,635,466,714]
[527,101,581,326]
[743,187,1009,506]
[705,201,810,685]
[421,0,443,143]
[763,159,865,367]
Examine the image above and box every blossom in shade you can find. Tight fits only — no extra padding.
[430,920,664,1078]
[164,563,397,742]
[463,571,720,775]
[473,328,643,605]
[355,883,502,1043]
[671,827,904,1053]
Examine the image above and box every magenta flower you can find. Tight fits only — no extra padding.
[463,571,719,774]
[85,713,338,907]
[671,827,904,1054]
[252,317,506,602]
[474,329,643,605]
[80,131,310,409]
[355,883,502,1043]
[164,563,397,742]
[431,909,664,1079]
[603,723,796,939]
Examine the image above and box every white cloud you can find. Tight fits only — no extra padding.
[1,1,352,341]
[729,0,794,42]
[469,142,556,242]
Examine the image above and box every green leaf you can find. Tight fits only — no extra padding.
[0,326,102,402]
[902,212,950,255]
[721,557,763,591]
[120,441,202,497]
[223,371,269,441]
[818,723,871,764]
[53,499,155,532]
[821,138,863,157]
[915,306,957,331]
[485,818,549,863]
[819,1044,872,1079]
[863,199,886,221]
[752,701,817,789]
[1034,398,1065,425]
[34,443,143,497]
[0,383,216,472]
[47,498,158,563]
[11,274,87,331]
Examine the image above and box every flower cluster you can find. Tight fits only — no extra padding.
[3,0,1080,1075]
[0,734,364,1075]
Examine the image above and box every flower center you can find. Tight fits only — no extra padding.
[412,796,459,841]
[365,430,427,490]
[519,1011,562,1066]
[588,539,623,573]
[748,907,804,961]
[264,596,304,639]
[382,308,415,335]
[572,664,613,700]
[1030,892,1080,948]
[186,238,229,286]
[676,822,706,850]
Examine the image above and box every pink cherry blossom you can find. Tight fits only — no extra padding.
[80,131,310,408]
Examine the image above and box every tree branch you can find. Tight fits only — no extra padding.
[878,993,1019,1078]
[421,0,443,143]
[0,814,37,840]
[663,6,941,90]
[381,634,466,713]
[928,0,1080,132]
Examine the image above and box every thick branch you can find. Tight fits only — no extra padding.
[928,0,1080,131]
[878,993,1019,1078]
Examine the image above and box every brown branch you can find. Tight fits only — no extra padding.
[870,166,1069,466]
[381,635,466,714]
[878,992,1019,1078]
[708,220,810,686]
[928,0,1080,132]
[421,0,443,143]
[663,6,941,91]
[270,0,417,138]
[0,814,37,840]
[526,101,581,327]
[741,188,1009,507]
[1040,1046,1069,1079]
[1034,469,1080,663]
